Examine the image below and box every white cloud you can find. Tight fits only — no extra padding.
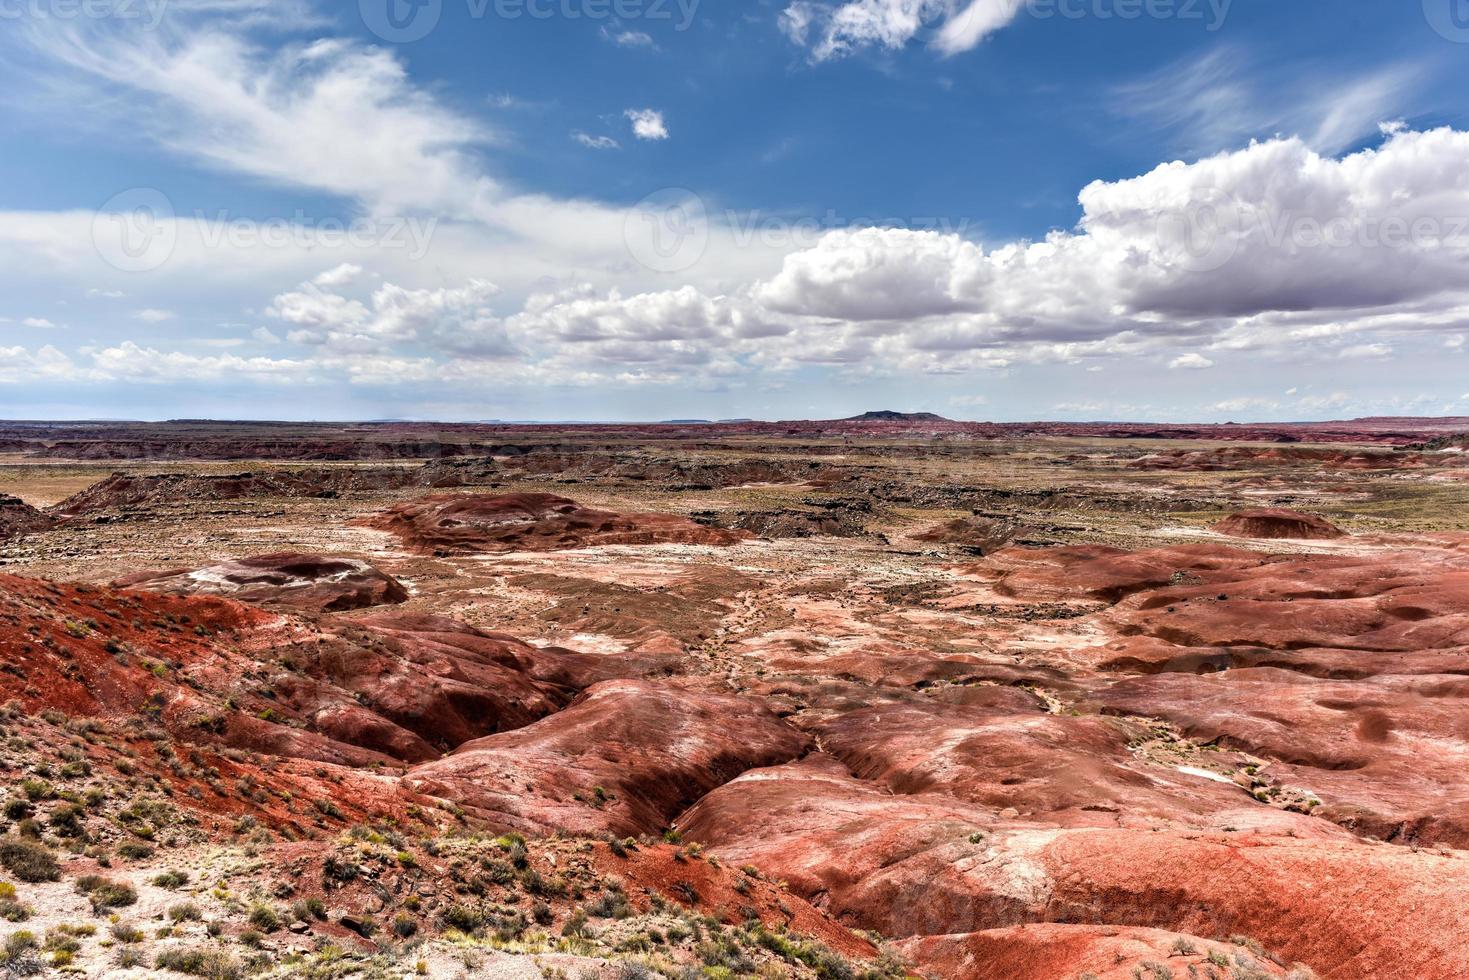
[132,308,176,323]
[603,27,656,47]
[1339,343,1393,359]
[269,277,513,358]
[572,131,621,150]
[1116,47,1425,156]
[625,108,669,141]
[1168,353,1214,370]
[312,263,362,288]
[21,317,57,329]
[781,0,1022,62]
[28,28,492,214]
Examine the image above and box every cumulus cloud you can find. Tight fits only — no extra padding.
[132,308,176,322]
[625,108,669,141]
[312,264,362,288]
[1169,353,1214,370]
[268,277,514,358]
[505,125,1469,380]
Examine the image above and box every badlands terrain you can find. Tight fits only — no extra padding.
[2,416,1469,979]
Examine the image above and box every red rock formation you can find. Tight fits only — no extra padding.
[362,492,749,555]
[1212,508,1345,539]
[116,553,410,612]
[406,679,811,836]
[0,494,54,541]
[897,925,1294,980]
[911,515,1031,553]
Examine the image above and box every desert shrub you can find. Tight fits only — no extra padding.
[110,922,145,943]
[115,841,155,860]
[0,837,59,882]
[247,903,281,932]
[153,870,190,889]
[442,905,484,933]
[154,946,243,980]
[0,930,39,974]
[48,804,86,837]
[168,902,203,923]
[75,876,137,912]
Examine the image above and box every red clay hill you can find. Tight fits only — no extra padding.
[1212,508,1345,540]
[116,553,411,613]
[361,492,749,555]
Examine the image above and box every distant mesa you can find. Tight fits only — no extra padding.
[1212,508,1345,540]
[116,553,410,613]
[361,492,750,555]
[844,410,952,422]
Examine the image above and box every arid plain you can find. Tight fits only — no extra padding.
[2,417,1469,979]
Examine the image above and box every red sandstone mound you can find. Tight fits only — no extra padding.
[1212,508,1344,540]
[406,679,811,836]
[362,492,749,555]
[677,757,1469,979]
[0,493,55,541]
[912,515,1032,553]
[53,469,426,516]
[897,925,1293,980]
[116,553,410,612]
[0,572,663,772]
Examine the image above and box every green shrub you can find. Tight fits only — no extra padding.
[0,837,59,882]
[247,903,280,932]
[154,946,243,980]
[153,870,190,890]
[75,875,137,912]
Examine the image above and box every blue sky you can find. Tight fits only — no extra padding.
[1,0,1468,421]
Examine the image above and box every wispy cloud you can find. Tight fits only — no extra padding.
[1114,45,1428,156]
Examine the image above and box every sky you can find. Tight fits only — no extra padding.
[2,0,1469,422]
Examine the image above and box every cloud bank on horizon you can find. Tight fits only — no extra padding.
[0,0,1465,421]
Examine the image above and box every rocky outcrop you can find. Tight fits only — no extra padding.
[362,492,749,555]
[116,553,410,612]
[0,494,54,542]
[1212,508,1345,539]
[407,680,811,836]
